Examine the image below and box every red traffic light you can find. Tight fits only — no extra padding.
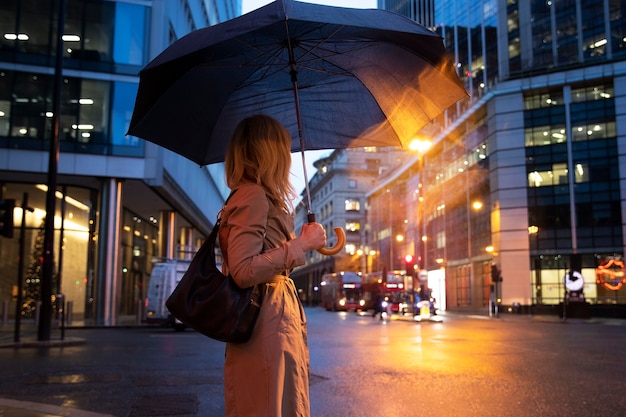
[404,254,414,263]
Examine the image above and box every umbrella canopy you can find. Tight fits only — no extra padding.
[127,0,467,167]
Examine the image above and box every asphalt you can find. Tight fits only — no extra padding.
[1,310,624,417]
[0,322,106,417]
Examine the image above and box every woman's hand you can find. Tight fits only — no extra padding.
[296,222,327,252]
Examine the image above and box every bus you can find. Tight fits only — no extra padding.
[362,270,414,314]
[320,272,364,311]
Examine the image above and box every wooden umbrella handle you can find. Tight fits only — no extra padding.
[307,213,346,256]
[317,227,346,256]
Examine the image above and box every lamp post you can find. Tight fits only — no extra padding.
[409,138,431,275]
[39,0,66,341]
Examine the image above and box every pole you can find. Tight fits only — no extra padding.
[39,0,66,341]
[465,152,474,303]
[57,185,67,295]
[14,193,33,343]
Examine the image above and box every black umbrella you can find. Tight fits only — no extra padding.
[128,0,466,254]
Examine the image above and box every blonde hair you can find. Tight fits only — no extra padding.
[225,115,296,213]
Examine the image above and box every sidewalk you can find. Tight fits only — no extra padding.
[0,321,86,348]
[0,398,114,417]
[0,323,103,417]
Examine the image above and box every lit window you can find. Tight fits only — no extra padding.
[345,244,357,255]
[345,199,360,211]
[527,163,571,187]
[346,221,360,232]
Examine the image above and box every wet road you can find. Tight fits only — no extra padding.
[1,308,625,416]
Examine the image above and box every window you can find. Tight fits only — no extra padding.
[111,81,143,156]
[525,125,567,147]
[528,163,569,187]
[436,231,446,249]
[0,69,144,157]
[346,221,360,232]
[571,122,616,142]
[344,244,357,255]
[345,199,360,211]
[113,2,147,65]
[571,84,614,102]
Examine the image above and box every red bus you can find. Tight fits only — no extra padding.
[362,270,414,314]
[320,272,364,311]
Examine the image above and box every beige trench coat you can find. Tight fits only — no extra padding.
[219,183,310,417]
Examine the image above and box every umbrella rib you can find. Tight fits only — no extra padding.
[227,46,372,90]
[226,25,375,84]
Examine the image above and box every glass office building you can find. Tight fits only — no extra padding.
[0,0,239,326]
[375,0,626,315]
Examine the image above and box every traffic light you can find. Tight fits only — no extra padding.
[491,263,502,283]
[0,199,15,238]
[404,254,415,276]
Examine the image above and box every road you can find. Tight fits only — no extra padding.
[1,308,625,416]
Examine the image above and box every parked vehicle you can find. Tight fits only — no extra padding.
[144,258,192,331]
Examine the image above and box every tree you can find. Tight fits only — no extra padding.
[22,219,57,318]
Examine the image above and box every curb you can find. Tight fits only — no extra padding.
[0,337,86,349]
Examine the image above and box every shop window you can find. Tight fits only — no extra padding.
[0,183,95,320]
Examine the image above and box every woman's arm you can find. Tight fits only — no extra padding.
[220,184,307,288]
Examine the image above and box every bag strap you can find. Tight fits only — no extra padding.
[216,189,238,224]
[216,189,238,268]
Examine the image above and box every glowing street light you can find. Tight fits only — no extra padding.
[408,138,433,153]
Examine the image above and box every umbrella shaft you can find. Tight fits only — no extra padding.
[286,33,313,214]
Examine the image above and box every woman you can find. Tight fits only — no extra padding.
[219,115,327,417]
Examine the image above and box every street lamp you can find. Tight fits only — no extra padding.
[409,138,433,153]
[412,140,431,278]
[357,247,376,273]
[466,197,483,300]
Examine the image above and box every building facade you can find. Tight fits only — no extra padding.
[370,0,626,315]
[378,0,436,28]
[292,147,410,305]
[0,0,240,327]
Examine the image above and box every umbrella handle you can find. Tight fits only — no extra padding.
[308,213,346,256]
[317,227,346,256]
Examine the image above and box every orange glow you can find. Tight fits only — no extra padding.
[596,259,626,290]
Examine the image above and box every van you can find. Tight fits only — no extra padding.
[145,259,192,331]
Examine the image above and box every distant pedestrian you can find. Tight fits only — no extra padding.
[372,293,383,319]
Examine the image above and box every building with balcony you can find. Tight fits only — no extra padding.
[0,0,240,327]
